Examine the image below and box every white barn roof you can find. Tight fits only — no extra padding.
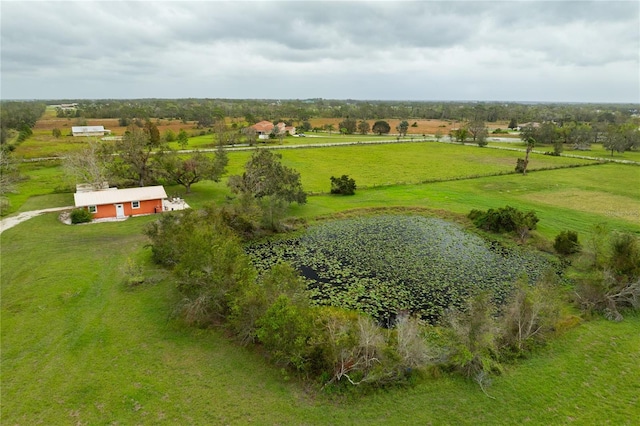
[74,186,167,207]
[72,126,105,133]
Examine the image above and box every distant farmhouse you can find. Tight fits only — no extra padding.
[71,125,110,137]
[49,103,78,111]
[250,120,296,140]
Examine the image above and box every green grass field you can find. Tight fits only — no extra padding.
[2,136,640,424]
[488,141,640,163]
[2,214,639,424]
[4,141,597,216]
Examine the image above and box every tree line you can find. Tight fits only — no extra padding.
[33,98,638,128]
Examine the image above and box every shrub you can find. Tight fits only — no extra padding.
[610,232,640,279]
[229,263,307,345]
[575,271,640,322]
[144,211,191,266]
[174,217,255,326]
[441,292,502,379]
[468,205,538,241]
[70,208,92,224]
[121,257,145,288]
[554,230,580,255]
[499,275,562,356]
[330,175,356,195]
[256,294,317,371]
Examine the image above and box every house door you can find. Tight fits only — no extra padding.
[115,204,125,218]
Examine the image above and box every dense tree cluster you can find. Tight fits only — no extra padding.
[0,101,46,146]
[31,98,637,129]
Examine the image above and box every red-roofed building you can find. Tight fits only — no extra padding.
[250,121,296,140]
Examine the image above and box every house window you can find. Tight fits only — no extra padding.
[88,205,97,214]
[131,201,140,209]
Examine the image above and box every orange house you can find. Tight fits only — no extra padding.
[73,186,168,219]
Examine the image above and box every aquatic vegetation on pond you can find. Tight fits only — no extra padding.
[247,215,556,324]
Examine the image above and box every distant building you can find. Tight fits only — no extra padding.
[72,126,109,137]
[250,121,296,140]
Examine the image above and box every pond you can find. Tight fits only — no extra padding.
[246,215,557,325]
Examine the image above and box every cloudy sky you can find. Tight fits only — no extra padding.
[1,1,638,102]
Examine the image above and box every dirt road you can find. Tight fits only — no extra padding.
[0,206,73,235]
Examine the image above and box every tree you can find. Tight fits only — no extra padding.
[228,150,306,230]
[229,150,306,203]
[450,127,470,143]
[177,129,189,148]
[357,120,370,135]
[298,121,312,133]
[156,146,228,194]
[396,120,409,137]
[372,120,391,135]
[242,127,257,146]
[113,126,163,186]
[468,120,488,146]
[515,137,535,175]
[330,175,356,195]
[603,123,640,156]
[163,129,176,143]
[214,120,237,146]
[52,128,62,138]
[325,123,335,135]
[169,210,255,325]
[508,118,518,129]
[63,140,112,189]
[0,147,20,212]
[144,121,161,146]
[338,117,357,135]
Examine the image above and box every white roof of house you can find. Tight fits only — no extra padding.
[72,126,105,133]
[74,185,167,207]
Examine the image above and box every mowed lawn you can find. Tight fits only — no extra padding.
[2,214,639,424]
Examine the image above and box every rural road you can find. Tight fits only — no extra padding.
[0,206,73,235]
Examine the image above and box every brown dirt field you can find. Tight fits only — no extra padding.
[35,115,512,137]
[34,117,203,136]
[308,118,512,135]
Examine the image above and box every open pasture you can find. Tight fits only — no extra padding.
[291,162,640,239]
[488,141,640,163]
[225,142,597,194]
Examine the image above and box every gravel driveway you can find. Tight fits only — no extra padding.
[0,206,74,235]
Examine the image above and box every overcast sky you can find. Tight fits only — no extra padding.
[1,1,638,102]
